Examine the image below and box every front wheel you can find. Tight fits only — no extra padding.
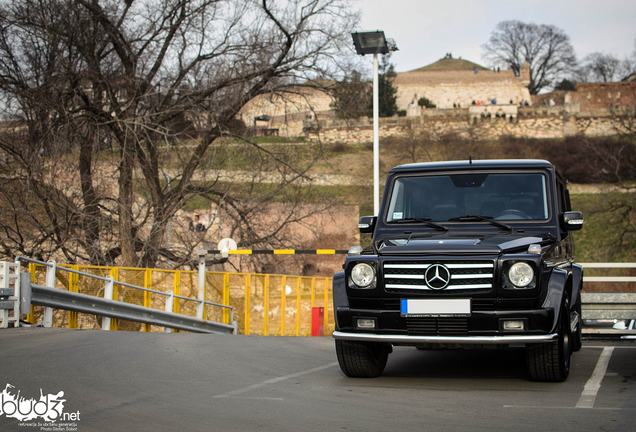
[526,300,571,382]
[335,340,391,378]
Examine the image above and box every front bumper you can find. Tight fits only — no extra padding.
[332,331,558,345]
[335,305,556,345]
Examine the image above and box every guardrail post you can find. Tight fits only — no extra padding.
[102,276,114,331]
[43,260,56,327]
[1,261,20,328]
[197,253,206,319]
[164,291,174,333]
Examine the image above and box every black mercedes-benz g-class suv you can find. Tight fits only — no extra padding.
[332,159,584,382]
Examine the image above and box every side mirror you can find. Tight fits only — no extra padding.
[562,211,584,231]
[358,216,377,234]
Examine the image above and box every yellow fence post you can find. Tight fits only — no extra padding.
[244,274,251,335]
[143,268,152,332]
[279,275,286,336]
[68,265,79,329]
[323,277,330,334]
[110,267,118,331]
[27,263,36,324]
[263,274,270,336]
[173,271,181,333]
[303,277,317,336]
[295,277,301,336]
[223,272,230,325]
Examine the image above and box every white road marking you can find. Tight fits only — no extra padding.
[213,362,339,399]
[504,405,620,410]
[576,347,614,409]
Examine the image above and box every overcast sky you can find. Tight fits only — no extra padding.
[356,0,636,73]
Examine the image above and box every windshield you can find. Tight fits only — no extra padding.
[386,172,549,223]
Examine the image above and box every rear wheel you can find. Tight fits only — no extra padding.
[335,340,390,378]
[526,300,571,382]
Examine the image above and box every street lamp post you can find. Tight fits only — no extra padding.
[351,31,398,216]
[164,173,172,269]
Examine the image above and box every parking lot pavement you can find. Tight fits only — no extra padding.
[1,328,634,431]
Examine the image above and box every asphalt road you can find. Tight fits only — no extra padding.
[1,328,634,432]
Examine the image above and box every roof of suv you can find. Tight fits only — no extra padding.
[389,159,554,174]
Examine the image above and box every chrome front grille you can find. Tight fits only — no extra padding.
[383,260,495,292]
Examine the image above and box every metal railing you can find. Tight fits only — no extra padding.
[14,257,235,334]
[579,263,636,336]
[7,258,333,336]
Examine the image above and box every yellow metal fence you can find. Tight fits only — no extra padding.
[26,263,334,336]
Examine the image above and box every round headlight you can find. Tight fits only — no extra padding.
[508,262,534,287]
[351,263,375,288]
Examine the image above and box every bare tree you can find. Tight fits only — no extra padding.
[575,52,636,82]
[482,20,577,94]
[0,0,359,269]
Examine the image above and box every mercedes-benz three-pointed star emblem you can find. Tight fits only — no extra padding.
[425,264,451,290]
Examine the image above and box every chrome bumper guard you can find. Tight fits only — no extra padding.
[332,331,559,345]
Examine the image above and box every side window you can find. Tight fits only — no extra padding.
[564,188,572,211]
[557,180,567,213]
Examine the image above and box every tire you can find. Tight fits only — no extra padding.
[526,300,571,382]
[572,291,583,352]
[335,340,390,378]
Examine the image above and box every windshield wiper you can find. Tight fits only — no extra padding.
[389,217,449,232]
[447,215,512,232]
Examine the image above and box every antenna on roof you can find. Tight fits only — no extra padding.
[469,156,472,165]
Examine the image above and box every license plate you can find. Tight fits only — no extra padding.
[401,299,471,317]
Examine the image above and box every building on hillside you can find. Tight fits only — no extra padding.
[533,81,636,112]
[236,54,534,136]
[238,84,336,137]
[394,54,532,111]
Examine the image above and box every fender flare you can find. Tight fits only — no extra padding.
[570,264,584,312]
[332,271,348,330]
[542,268,568,333]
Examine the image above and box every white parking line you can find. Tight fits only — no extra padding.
[213,362,338,400]
[576,347,614,409]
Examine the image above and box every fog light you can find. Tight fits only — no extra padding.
[356,318,377,330]
[502,320,525,331]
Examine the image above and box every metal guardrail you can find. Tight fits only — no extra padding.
[28,282,234,334]
[579,263,636,337]
[7,257,235,334]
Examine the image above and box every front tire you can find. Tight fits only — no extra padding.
[526,300,571,382]
[335,340,390,378]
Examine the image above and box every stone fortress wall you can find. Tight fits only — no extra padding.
[238,54,635,142]
[301,106,630,144]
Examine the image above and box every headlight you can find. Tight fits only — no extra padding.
[508,262,534,288]
[351,263,375,288]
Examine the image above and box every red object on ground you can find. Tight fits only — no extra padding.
[311,307,324,336]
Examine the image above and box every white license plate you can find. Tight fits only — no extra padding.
[401,299,471,317]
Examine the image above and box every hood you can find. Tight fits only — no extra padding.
[378,234,545,255]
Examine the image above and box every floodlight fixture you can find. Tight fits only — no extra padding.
[351,31,398,56]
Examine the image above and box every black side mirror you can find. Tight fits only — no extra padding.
[358,216,377,234]
[562,211,584,231]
